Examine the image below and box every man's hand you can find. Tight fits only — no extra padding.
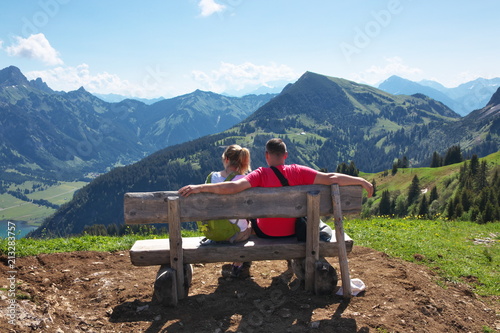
[364,181,374,198]
[314,172,374,197]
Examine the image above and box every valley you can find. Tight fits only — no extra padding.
[0,181,87,237]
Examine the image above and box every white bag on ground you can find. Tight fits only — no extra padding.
[336,278,366,296]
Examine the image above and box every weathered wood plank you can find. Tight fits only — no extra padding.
[129,235,353,266]
[124,185,363,225]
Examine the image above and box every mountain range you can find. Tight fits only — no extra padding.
[0,66,274,181]
[85,75,500,117]
[378,75,500,116]
[92,93,165,105]
[27,71,500,237]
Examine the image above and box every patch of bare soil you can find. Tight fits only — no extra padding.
[1,246,498,332]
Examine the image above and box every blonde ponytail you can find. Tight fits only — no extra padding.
[222,145,251,175]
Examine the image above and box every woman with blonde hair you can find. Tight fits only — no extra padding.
[197,144,252,277]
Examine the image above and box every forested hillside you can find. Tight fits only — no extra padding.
[365,149,500,224]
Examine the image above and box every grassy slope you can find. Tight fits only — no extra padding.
[0,194,53,223]
[0,181,87,223]
[341,217,499,296]
[361,151,500,212]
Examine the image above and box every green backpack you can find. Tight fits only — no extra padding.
[196,172,241,242]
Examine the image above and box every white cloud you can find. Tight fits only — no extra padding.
[26,64,186,98]
[6,33,63,66]
[198,0,226,17]
[351,57,423,85]
[192,62,299,93]
[0,40,3,50]
[27,64,136,94]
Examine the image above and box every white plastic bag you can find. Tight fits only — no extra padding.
[336,278,366,296]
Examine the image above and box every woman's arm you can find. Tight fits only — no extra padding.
[313,172,374,197]
[179,178,251,197]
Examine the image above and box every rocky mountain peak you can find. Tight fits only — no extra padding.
[487,87,500,107]
[0,66,30,87]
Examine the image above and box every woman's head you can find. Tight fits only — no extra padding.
[222,144,251,174]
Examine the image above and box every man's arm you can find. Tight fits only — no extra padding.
[313,172,374,197]
[178,178,251,197]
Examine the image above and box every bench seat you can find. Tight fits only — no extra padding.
[130,234,353,266]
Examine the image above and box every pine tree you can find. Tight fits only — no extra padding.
[418,194,429,218]
[446,198,455,219]
[430,151,442,168]
[480,202,495,223]
[454,202,464,219]
[396,158,403,168]
[492,170,500,188]
[478,189,490,212]
[458,161,467,185]
[348,161,359,176]
[461,189,472,212]
[379,190,392,216]
[402,156,409,168]
[443,145,463,166]
[392,163,398,176]
[407,175,420,205]
[336,162,347,174]
[336,161,360,176]
[477,160,488,190]
[429,186,438,203]
[394,195,408,217]
[469,154,479,175]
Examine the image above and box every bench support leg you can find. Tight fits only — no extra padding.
[305,191,320,292]
[332,184,352,298]
[167,196,187,300]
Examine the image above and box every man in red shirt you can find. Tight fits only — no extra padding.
[179,138,374,238]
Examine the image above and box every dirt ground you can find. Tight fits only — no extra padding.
[0,246,498,333]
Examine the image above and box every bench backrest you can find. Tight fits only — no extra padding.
[124,185,363,225]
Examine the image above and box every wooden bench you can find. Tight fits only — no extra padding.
[124,184,363,306]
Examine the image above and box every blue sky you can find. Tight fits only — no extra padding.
[0,0,498,98]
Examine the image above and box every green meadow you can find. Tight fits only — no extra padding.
[26,181,87,206]
[0,181,87,223]
[342,217,499,296]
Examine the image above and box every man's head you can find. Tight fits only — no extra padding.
[265,138,288,166]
